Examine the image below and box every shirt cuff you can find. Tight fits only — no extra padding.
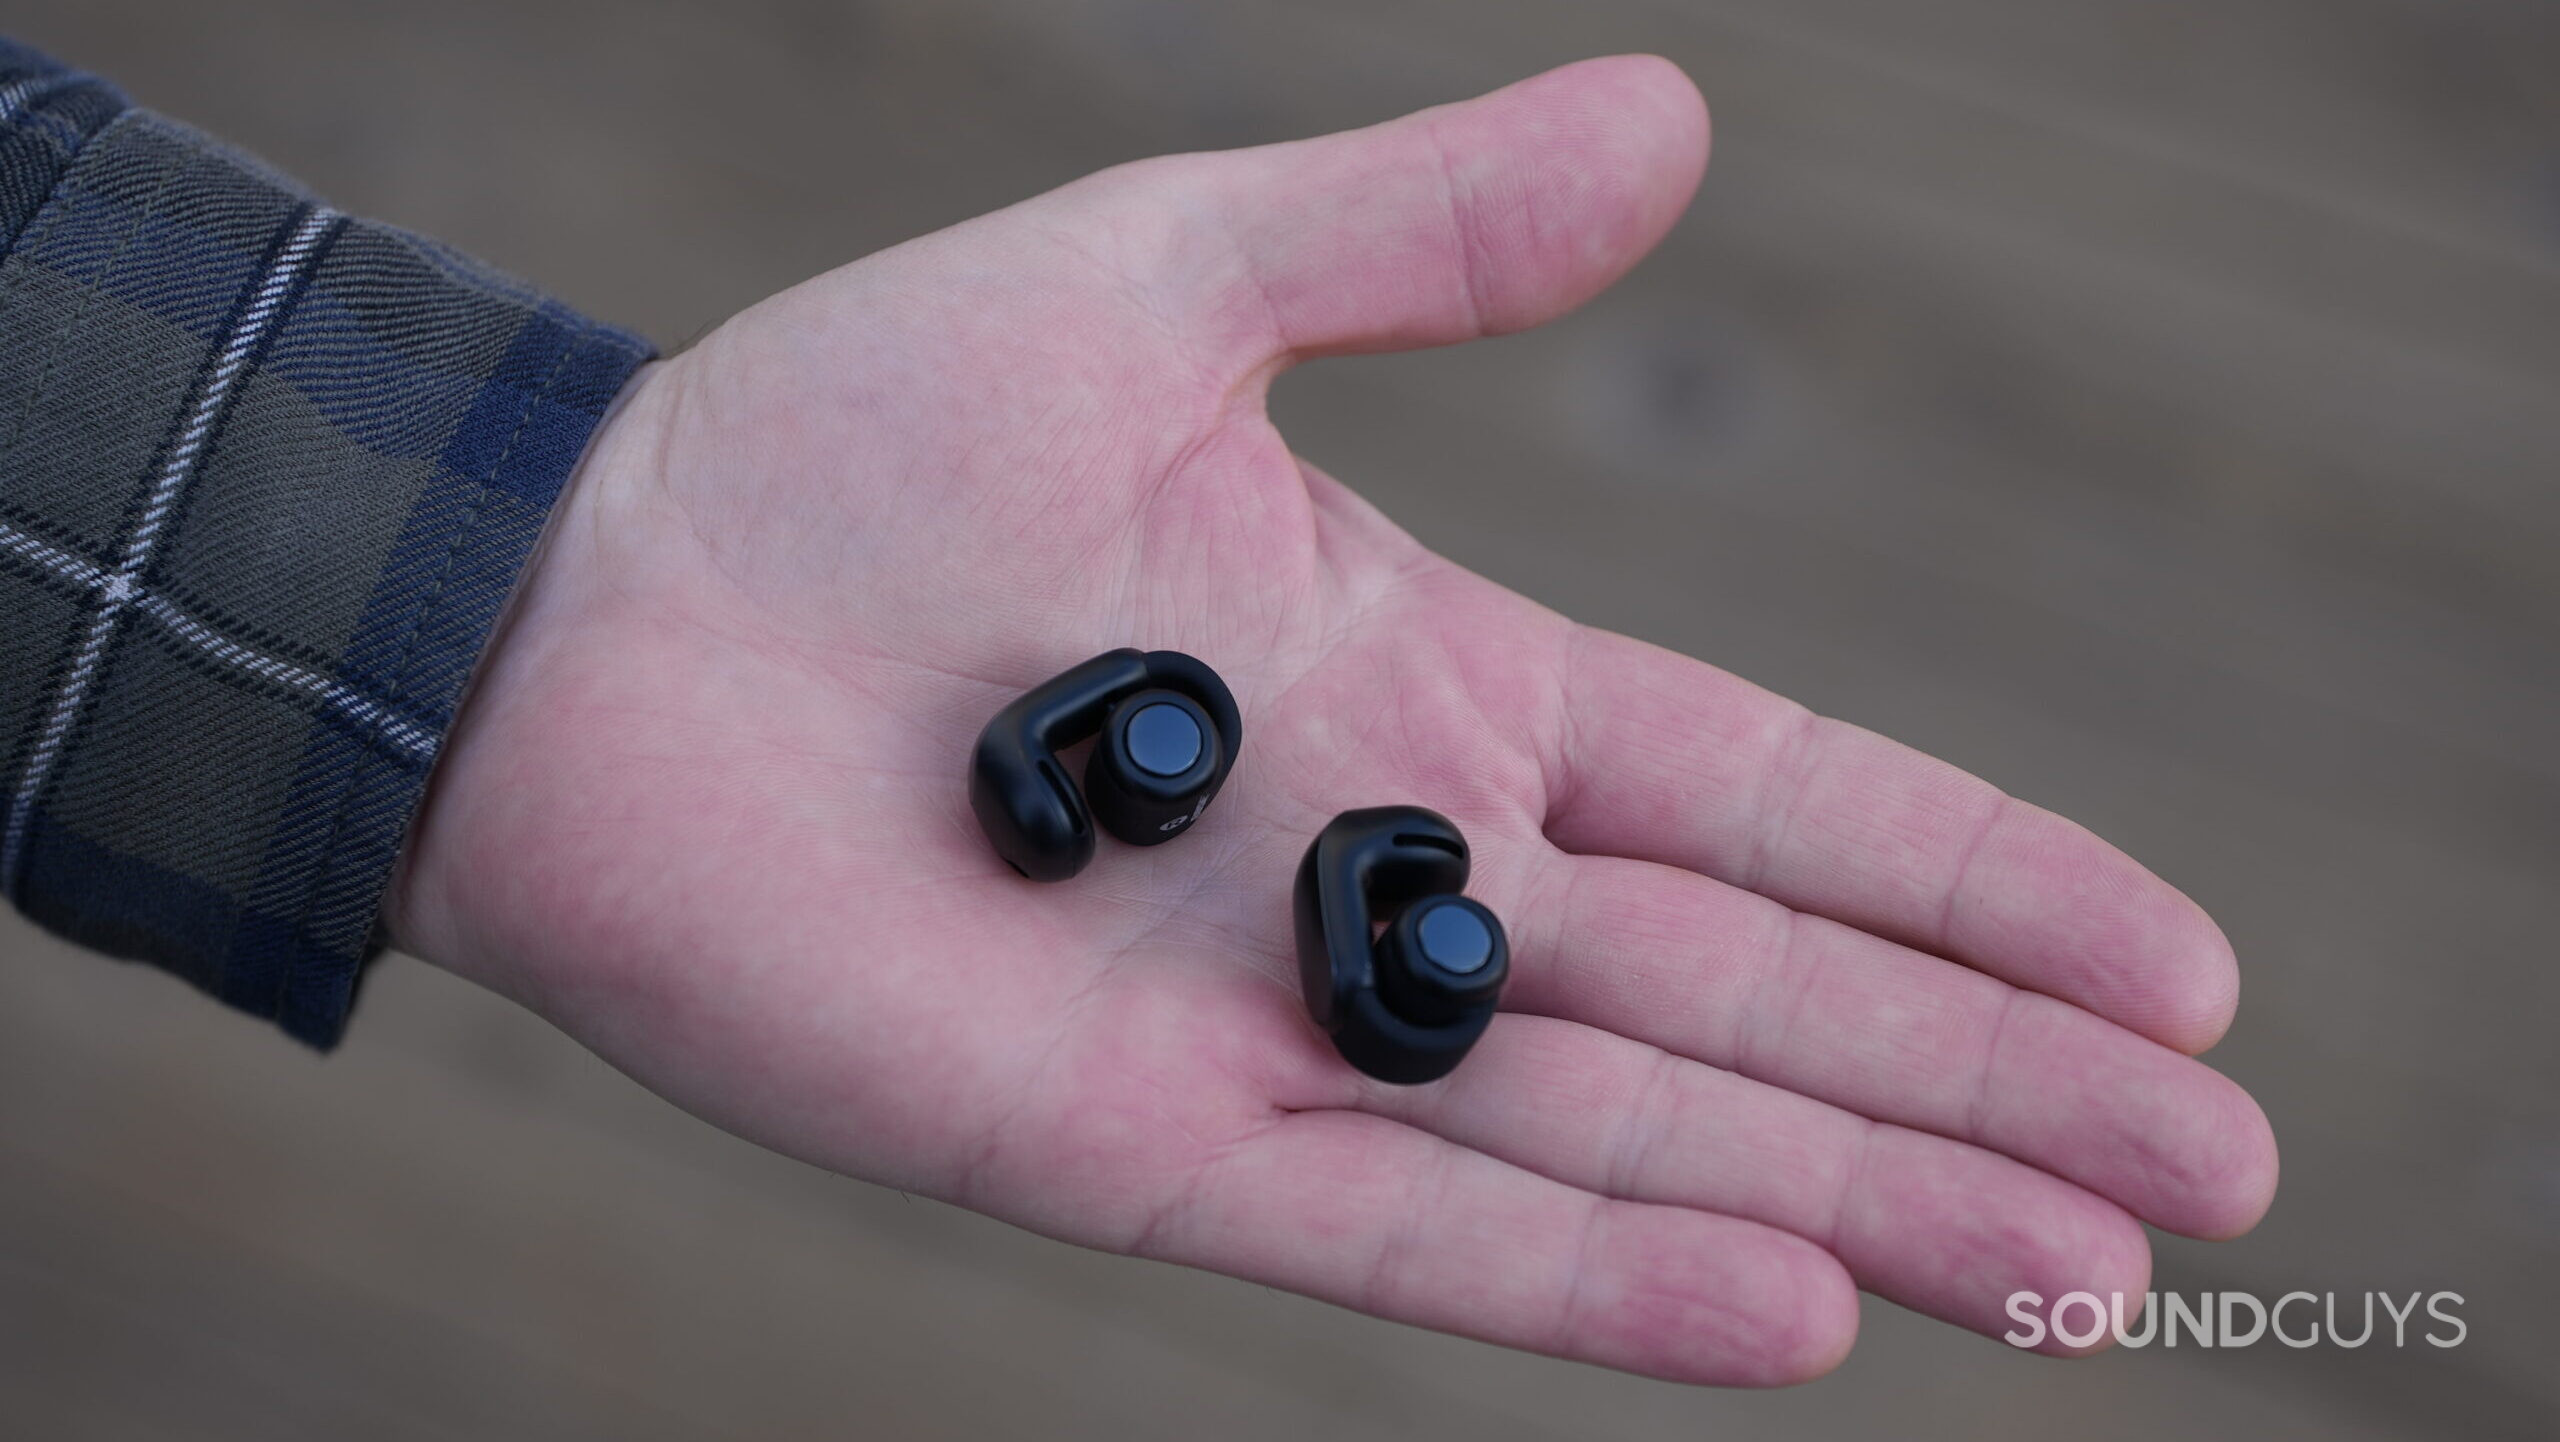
[0,39,652,1045]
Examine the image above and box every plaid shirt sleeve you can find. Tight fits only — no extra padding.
[0,39,652,1046]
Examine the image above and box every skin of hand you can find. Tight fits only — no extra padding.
[384,56,2277,1385]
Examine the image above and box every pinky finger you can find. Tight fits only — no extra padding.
[1131,1108,1859,1385]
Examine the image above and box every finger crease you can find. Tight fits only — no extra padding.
[1732,904,1813,1079]
[1363,1142,1453,1319]
[1540,623,1592,830]
[1550,1197,1613,1357]
[1823,1117,1881,1258]
[1424,117,1494,338]
[1935,791,2013,959]
[1605,1047,1684,1200]
[1965,987,2026,1146]
[1743,706,1822,894]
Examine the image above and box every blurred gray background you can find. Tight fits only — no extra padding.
[3,1,2556,1437]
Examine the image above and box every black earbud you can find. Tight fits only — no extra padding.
[970,649,1242,881]
[1294,806,1510,1084]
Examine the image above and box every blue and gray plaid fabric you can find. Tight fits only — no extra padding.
[0,39,651,1045]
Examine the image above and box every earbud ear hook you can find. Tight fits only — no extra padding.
[1295,806,1510,1084]
[969,649,1241,882]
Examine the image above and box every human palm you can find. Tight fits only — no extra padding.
[390,58,2275,1385]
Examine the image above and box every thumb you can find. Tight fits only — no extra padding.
[1171,55,1709,372]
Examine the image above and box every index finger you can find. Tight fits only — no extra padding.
[1538,626,2239,1053]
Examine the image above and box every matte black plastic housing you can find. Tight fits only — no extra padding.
[1294,806,1511,1084]
[1082,688,1220,844]
[969,649,1241,881]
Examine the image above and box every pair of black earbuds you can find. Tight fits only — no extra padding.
[969,649,1506,1084]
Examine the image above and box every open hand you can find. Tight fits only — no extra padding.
[388,56,2277,1385]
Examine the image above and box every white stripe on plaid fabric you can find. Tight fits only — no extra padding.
[2,205,346,887]
[0,521,434,756]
